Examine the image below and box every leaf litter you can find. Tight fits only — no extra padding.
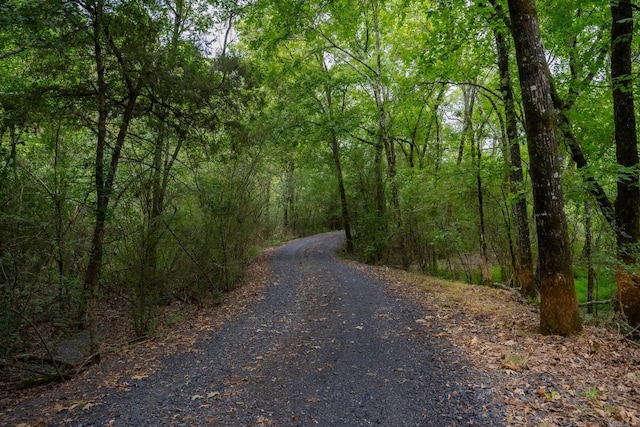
[349,261,640,427]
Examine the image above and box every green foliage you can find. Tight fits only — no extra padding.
[353,211,389,264]
[0,0,279,358]
[1,0,636,365]
[573,267,616,304]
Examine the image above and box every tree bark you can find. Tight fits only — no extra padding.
[507,0,581,335]
[494,27,536,298]
[611,0,640,329]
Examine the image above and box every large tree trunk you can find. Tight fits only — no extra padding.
[494,28,536,298]
[507,0,581,336]
[611,0,640,329]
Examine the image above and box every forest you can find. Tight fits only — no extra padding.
[1,0,639,375]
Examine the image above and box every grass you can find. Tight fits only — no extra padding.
[166,312,184,326]
[423,258,617,320]
[579,387,601,400]
[465,265,617,305]
[573,267,616,304]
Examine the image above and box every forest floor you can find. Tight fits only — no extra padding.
[1,232,639,426]
[355,264,640,426]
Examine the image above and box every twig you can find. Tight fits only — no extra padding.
[490,282,519,293]
[578,299,613,307]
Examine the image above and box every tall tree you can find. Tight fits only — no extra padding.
[544,1,640,330]
[493,21,535,298]
[316,54,354,252]
[610,0,640,329]
[506,0,582,335]
[79,0,156,353]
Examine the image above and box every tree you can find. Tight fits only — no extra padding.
[316,54,354,252]
[610,0,640,330]
[1,0,272,371]
[80,0,145,355]
[546,0,640,330]
[506,0,582,335]
[490,7,536,298]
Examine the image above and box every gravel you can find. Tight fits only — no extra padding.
[3,231,504,426]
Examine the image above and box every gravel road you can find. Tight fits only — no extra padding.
[4,231,504,426]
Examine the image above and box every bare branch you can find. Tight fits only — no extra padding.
[0,47,26,60]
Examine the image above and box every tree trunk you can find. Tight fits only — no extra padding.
[457,87,475,167]
[330,131,354,252]
[611,0,640,329]
[373,141,385,218]
[372,3,400,228]
[135,117,166,336]
[283,158,295,230]
[474,127,492,287]
[507,0,581,335]
[319,64,354,253]
[133,2,192,335]
[83,2,108,356]
[83,0,141,353]
[494,28,536,298]
[584,199,595,314]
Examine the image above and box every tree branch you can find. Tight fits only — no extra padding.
[424,80,504,102]
[311,27,377,79]
[0,47,26,60]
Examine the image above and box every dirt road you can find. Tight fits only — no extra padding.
[3,232,503,426]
